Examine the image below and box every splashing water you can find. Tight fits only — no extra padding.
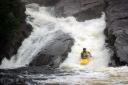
[0,3,110,69]
[0,4,57,69]
[24,66,128,85]
[59,14,110,70]
[1,3,128,85]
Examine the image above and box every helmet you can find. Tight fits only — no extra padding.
[83,48,86,50]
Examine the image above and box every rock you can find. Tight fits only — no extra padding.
[0,66,56,74]
[29,31,74,67]
[105,0,128,66]
[0,73,28,85]
[0,66,62,85]
[0,0,32,64]
[22,0,60,6]
[55,0,105,21]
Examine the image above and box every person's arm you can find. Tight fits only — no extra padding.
[81,52,83,58]
[89,52,92,57]
[87,52,92,57]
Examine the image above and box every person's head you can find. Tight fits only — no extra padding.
[83,48,86,51]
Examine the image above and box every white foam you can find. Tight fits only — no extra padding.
[59,14,110,70]
[0,4,110,69]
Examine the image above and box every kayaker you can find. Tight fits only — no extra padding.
[81,48,92,59]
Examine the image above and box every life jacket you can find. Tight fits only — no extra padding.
[81,51,90,58]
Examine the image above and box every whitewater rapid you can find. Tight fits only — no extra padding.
[0,3,110,69]
[59,13,110,70]
[1,3,128,85]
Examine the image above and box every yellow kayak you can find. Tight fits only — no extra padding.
[80,58,90,65]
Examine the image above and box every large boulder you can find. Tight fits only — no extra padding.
[29,31,74,68]
[55,0,105,21]
[0,0,32,64]
[105,0,128,66]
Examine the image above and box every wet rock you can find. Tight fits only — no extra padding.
[22,0,60,6]
[0,66,58,85]
[0,0,32,64]
[0,66,63,85]
[0,73,28,85]
[55,0,105,21]
[105,0,128,66]
[0,66,56,74]
[29,31,74,67]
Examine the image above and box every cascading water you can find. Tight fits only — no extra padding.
[0,3,110,69]
[0,4,58,69]
[1,4,128,85]
[59,14,110,70]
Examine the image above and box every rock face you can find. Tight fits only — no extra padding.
[22,0,60,6]
[0,0,32,64]
[105,0,128,66]
[29,31,74,67]
[55,0,105,21]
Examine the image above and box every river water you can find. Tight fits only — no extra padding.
[1,3,128,85]
[23,66,128,85]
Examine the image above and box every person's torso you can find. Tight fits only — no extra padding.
[82,51,89,57]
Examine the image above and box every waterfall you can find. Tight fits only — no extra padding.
[0,3,110,69]
[60,14,110,70]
